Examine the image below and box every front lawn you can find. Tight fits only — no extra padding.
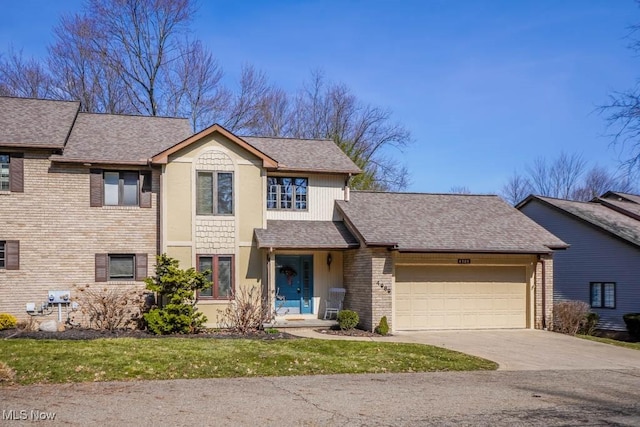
[0,338,497,385]
[579,335,640,351]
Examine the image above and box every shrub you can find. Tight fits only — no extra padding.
[73,285,147,330]
[553,300,597,335]
[580,312,600,336]
[337,310,359,330]
[375,316,389,335]
[219,286,273,335]
[0,313,17,330]
[623,313,640,340]
[143,254,211,334]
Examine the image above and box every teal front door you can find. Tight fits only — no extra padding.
[275,255,313,315]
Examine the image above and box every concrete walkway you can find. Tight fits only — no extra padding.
[287,328,640,371]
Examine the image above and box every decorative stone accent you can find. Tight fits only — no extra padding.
[39,320,58,332]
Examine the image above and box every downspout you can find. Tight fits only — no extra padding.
[539,255,547,330]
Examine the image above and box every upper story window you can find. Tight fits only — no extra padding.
[0,241,5,268]
[590,282,616,309]
[104,171,139,206]
[0,155,9,191]
[0,153,23,193]
[197,171,233,215]
[267,177,308,210]
[90,169,152,208]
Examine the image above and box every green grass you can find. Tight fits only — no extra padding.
[0,338,497,385]
[579,335,640,350]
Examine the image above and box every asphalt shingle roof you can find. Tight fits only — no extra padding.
[534,196,640,248]
[336,192,568,253]
[0,97,79,148]
[52,112,191,164]
[255,220,359,249]
[243,136,361,174]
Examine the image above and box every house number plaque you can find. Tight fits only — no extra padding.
[457,259,471,264]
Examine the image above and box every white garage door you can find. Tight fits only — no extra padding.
[395,265,527,330]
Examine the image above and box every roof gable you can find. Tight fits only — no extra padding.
[337,192,567,253]
[519,195,640,248]
[151,123,278,168]
[0,96,80,149]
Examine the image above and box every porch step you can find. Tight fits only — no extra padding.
[264,318,337,329]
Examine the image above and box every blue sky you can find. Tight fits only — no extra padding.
[1,0,639,193]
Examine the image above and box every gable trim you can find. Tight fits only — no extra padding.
[150,123,278,168]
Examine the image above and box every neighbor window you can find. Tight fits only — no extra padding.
[197,172,233,215]
[109,254,135,280]
[0,241,5,268]
[590,282,616,309]
[197,255,234,299]
[104,171,139,206]
[267,177,308,210]
[0,155,9,191]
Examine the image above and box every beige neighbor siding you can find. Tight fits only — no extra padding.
[266,173,345,221]
[394,253,541,331]
[162,132,264,327]
[0,152,158,322]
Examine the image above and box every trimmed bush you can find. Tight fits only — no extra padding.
[0,313,17,330]
[337,310,359,330]
[623,313,640,340]
[375,316,389,335]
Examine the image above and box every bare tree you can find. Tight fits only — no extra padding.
[48,14,130,113]
[0,48,54,98]
[222,64,272,133]
[450,186,471,194]
[500,172,533,205]
[288,71,411,190]
[570,165,635,201]
[168,40,229,132]
[526,152,586,199]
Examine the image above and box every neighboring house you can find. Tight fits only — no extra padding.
[1,95,568,332]
[518,192,640,330]
[0,96,191,319]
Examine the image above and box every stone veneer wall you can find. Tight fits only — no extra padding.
[0,153,159,322]
[535,254,554,329]
[343,247,393,331]
[194,150,235,254]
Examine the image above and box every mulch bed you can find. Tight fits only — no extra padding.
[0,328,297,341]
[315,328,387,338]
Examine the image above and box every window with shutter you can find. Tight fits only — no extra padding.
[5,241,20,270]
[0,154,24,193]
[90,170,152,207]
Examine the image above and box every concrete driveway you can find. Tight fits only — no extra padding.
[289,328,640,370]
[389,329,640,371]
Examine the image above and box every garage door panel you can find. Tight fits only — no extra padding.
[396,266,527,330]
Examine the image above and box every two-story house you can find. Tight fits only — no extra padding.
[0,96,190,320]
[1,96,568,332]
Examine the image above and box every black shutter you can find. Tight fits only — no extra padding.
[95,253,108,282]
[6,241,19,270]
[89,169,103,207]
[9,154,24,193]
[139,171,152,208]
[135,253,148,281]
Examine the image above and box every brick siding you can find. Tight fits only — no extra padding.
[0,153,158,323]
